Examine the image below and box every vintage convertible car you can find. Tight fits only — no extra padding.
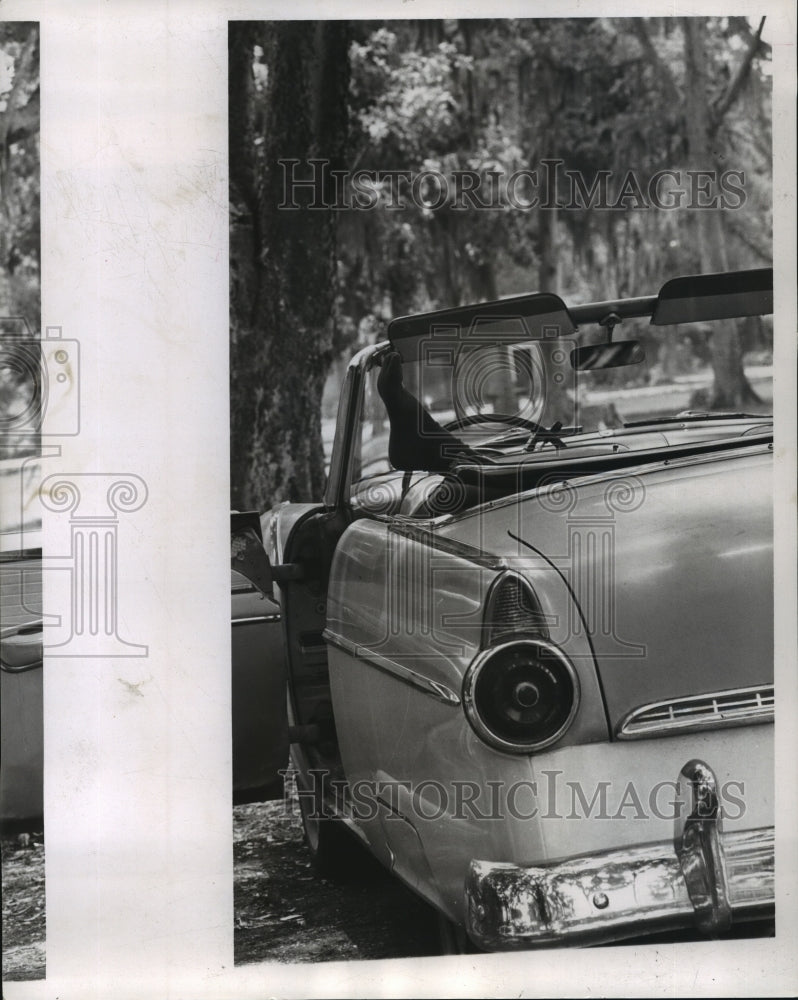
[231,267,774,950]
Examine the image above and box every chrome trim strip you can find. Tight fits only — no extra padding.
[323,628,461,706]
[327,340,390,510]
[616,685,774,739]
[386,521,506,569]
[231,614,281,626]
[1,620,44,639]
[466,825,774,949]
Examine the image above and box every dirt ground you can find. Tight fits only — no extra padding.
[234,797,441,965]
[2,795,440,983]
[1,830,46,982]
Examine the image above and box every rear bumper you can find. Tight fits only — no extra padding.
[466,760,774,949]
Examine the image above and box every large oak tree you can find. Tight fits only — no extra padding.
[229,21,350,509]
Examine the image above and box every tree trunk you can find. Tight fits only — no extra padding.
[229,21,350,510]
[682,18,761,410]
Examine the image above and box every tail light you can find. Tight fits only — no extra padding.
[463,637,579,753]
[483,572,549,645]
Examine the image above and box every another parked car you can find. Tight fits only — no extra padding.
[0,523,44,825]
[0,503,287,825]
[232,267,774,950]
[231,511,288,803]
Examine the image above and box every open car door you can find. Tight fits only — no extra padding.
[230,511,289,802]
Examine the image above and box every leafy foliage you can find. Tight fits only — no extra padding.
[1,23,40,457]
[231,17,772,501]
[1,23,39,329]
[336,17,772,398]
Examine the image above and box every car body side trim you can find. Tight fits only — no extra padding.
[387,521,507,569]
[323,628,461,706]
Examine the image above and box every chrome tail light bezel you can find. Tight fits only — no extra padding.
[462,636,581,754]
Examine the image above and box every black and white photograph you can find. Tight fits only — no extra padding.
[1,2,796,998]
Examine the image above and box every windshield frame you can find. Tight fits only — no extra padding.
[332,271,774,501]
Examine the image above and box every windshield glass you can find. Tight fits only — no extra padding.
[571,315,772,426]
[349,312,773,486]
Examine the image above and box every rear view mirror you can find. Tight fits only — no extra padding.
[570,340,645,371]
[231,511,273,600]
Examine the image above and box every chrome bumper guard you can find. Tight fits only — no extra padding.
[465,760,774,949]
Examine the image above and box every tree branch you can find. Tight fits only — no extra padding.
[632,20,680,108]
[710,16,765,133]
